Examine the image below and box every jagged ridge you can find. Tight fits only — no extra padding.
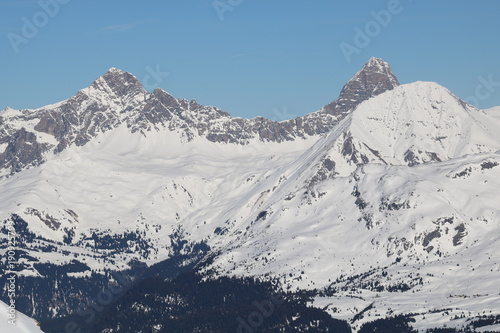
[0,58,399,176]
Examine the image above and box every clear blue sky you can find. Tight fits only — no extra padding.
[1,0,499,120]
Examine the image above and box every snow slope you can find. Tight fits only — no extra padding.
[200,82,500,330]
[0,301,42,333]
[206,151,500,330]
[313,82,500,177]
[484,106,500,120]
[0,124,317,272]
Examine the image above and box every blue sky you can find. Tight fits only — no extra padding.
[1,0,499,119]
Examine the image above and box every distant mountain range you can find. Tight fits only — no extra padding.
[0,57,398,177]
[1,58,500,332]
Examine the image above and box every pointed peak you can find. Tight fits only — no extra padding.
[365,57,390,68]
[106,67,123,73]
[351,57,398,84]
[100,67,132,80]
[102,67,135,80]
[91,67,145,97]
[360,57,395,76]
[321,57,399,116]
[343,57,399,99]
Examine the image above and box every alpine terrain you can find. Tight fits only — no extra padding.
[1,58,500,332]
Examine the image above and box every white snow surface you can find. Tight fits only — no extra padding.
[319,82,500,176]
[0,301,42,333]
[484,106,500,120]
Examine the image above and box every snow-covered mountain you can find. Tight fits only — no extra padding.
[1,58,500,332]
[312,81,500,177]
[200,80,500,330]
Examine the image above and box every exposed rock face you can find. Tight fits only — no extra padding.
[0,128,48,174]
[322,57,399,116]
[0,58,400,176]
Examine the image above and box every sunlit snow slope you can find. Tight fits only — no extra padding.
[485,106,500,120]
[203,82,500,331]
[0,301,42,333]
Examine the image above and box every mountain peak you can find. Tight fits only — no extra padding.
[322,57,399,116]
[353,57,398,84]
[106,67,124,73]
[101,67,140,85]
[365,56,390,69]
[321,80,500,176]
[91,67,146,99]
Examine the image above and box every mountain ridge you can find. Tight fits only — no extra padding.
[0,57,399,177]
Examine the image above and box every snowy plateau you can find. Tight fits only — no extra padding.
[1,58,500,332]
